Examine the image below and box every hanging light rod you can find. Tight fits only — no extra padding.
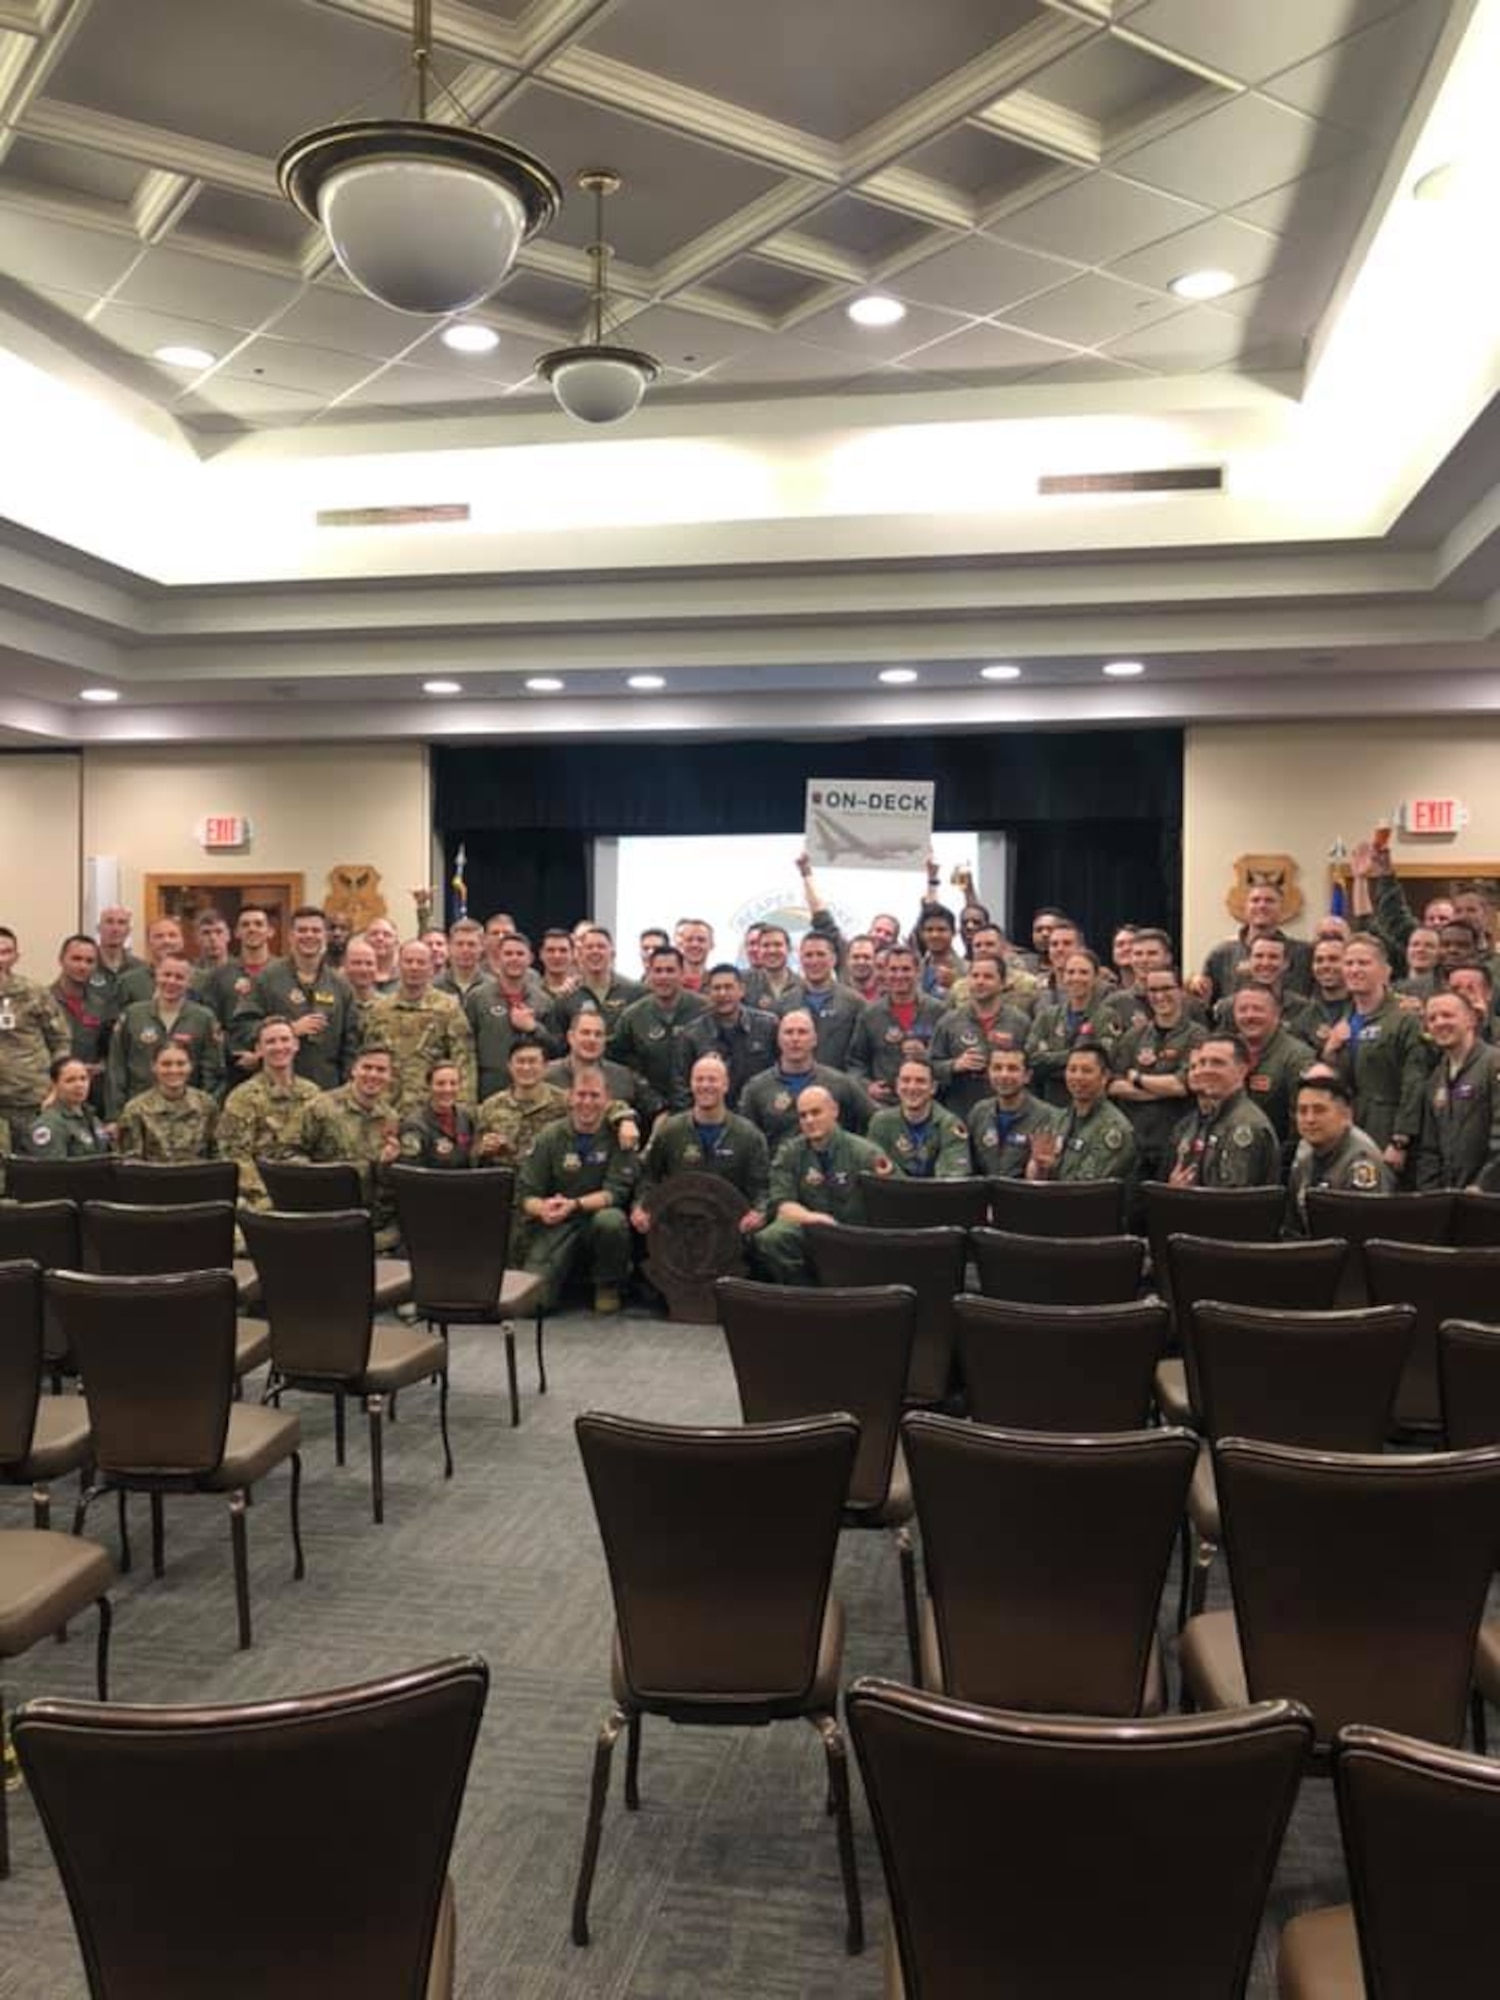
[277,0,561,316]
[537,169,661,425]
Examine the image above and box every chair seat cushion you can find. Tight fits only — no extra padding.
[362,1323,447,1394]
[203,1405,301,1490]
[1276,1905,1362,2000]
[1475,1617,1500,1706]
[1188,1447,1220,1542]
[612,1596,847,1718]
[235,1318,272,1377]
[1180,1608,1249,1710]
[373,1257,413,1311]
[500,1269,543,1317]
[233,1257,261,1308]
[918,1595,1166,1714]
[1154,1357,1193,1424]
[0,1528,114,1658]
[12,1395,92,1480]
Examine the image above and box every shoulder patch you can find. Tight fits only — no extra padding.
[1104,1126,1123,1150]
[952,1121,967,1139]
[873,1153,893,1176]
[1232,1125,1254,1149]
[1351,1159,1380,1190]
[30,1123,53,1147]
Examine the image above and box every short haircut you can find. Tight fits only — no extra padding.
[968,953,1006,976]
[497,930,533,951]
[59,933,97,955]
[237,904,271,922]
[1449,959,1494,993]
[707,961,743,982]
[1062,945,1100,972]
[885,944,918,965]
[507,1036,547,1060]
[897,1053,935,1075]
[581,925,613,944]
[450,917,483,937]
[649,945,684,969]
[291,905,326,925]
[1134,927,1174,951]
[1344,934,1390,967]
[1233,980,1284,1014]
[425,1057,461,1080]
[541,927,573,945]
[357,1041,394,1062]
[1297,1071,1352,1105]
[1203,1033,1252,1067]
[256,1014,295,1042]
[758,925,790,946]
[639,927,670,947]
[49,1053,87,1080]
[1066,1044,1108,1070]
[920,903,956,928]
[569,1064,607,1090]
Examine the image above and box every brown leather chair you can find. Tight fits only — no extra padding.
[805,1223,966,1404]
[1437,1319,1500,1751]
[80,1199,271,1383]
[1278,1722,1500,2000]
[0,1199,80,1386]
[4,1154,115,1205]
[1180,1303,1415,1623]
[1365,1239,1500,1431]
[48,1268,305,1650]
[1305,1188,1454,1305]
[1181,1438,1500,1755]
[571,1411,863,1953]
[1452,1189,1500,1246]
[986,1177,1125,1237]
[12,1654,487,1995]
[0,1526,113,1879]
[1157,1234,1348,1425]
[388,1165,544,1426]
[954,1294,1167,1431]
[848,1678,1310,2000]
[904,1413,1193,1715]
[112,1159,239,1206]
[1140,1180,1287,1304]
[0,1260,92,1530]
[716,1276,919,1677]
[258,1160,414,1312]
[970,1226,1146,1304]
[242,1208,451,1524]
[858,1173,989,1231]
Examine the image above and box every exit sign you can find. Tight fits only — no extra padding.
[1399,797,1466,836]
[197,814,251,850]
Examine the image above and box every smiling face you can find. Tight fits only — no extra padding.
[1244,884,1282,932]
[1296,1083,1351,1153]
[896,1060,935,1119]
[398,941,433,996]
[568,1012,607,1063]
[1426,990,1476,1051]
[690,1054,729,1117]
[1065,1048,1107,1108]
[428,1062,462,1112]
[1061,953,1095,1010]
[291,912,326,961]
[152,1042,192,1096]
[54,1059,92,1108]
[1189,1037,1247,1107]
[154,957,191,1008]
[797,1087,838,1146]
[776,1010,816,1069]
[799,935,835,987]
[351,1049,393,1105]
[988,1047,1028,1103]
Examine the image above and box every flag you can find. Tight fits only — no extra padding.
[450,843,468,921]
[1330,877,1347,918]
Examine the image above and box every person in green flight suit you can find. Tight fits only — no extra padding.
[966,1044,1059,1179]
[1230,983,1316,1146]
[1415,990,1500,1191]
[1322,935,1428,1182]
[1108,963,1205,1182]
[1025,1046,1136,1186]
[1287,1070,1393,1231]
[754,1085,895,1284]
[19,1055,112,1158]
[631,1051,771,1233]
[868,1056,971,1179]
[516,1068,638,1313]
[105,955,225,1118]
[1024,949,1120,1108]
[1166,1034,1282,1188]
[608,946,707,1126]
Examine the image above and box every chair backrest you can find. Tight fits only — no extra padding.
[258,1159,365,1211]
[857,1174,990,1231]
[240,1209,376,1381]
[804,1223,966,1403]
[847,1679,1311,2000]
[1191,1302,1415,1451]
[970,1227,1146,1305]
[13,1656,488,2000]
[986,1177,1125,1237]
[81,1200,236,1278]
[715,1278,913,1513]
[47,1269,237,1479]
[1167,1234,1347,1407]
[5,1154,116,1204]
[112,1159,239,1207]
[0,1199,81,1367]
[955,1295,1167,1431]
[1333,1722,1500,2000]
[1452,1190,1500,1247]
[1140,1182,1285,1303]
[905,1414,1194,1713]
[1306,1189,1454,1305]
[1215,1437,1500,1749]
[1438,1319,1500,1450]
[577,1411,858,1716]
[0,1258,44,1463]
[1365,1241,1500,1430]
[389,1165,513,1315]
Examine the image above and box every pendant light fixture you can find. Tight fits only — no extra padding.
[537,170,661,425]
[277,0,561,316]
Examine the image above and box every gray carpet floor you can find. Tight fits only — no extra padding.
[0,1304,1352,1997]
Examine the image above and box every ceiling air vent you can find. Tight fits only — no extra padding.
[1037,467,1224,496]
[316,503,471,527]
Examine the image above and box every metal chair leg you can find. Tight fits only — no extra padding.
[813,1714,864,1955]
[368,1394,385,1524]
[895,1526,921,1686]
[229,1490,251,1649]
[1176,1515,1192,1631]
[1473,1689,1489,1755]
[535,1310,548,1393]
[31,1482,48,1532]
[289,1451,305,1581]
[150,1493,166,1578]
[95,1594,112,1700]
[624,1711,642,1810]
[1190,1532,1217,1622]
[572,1706,626,1947]
[505,1324,520,1428]
[0,1687,9,1880]
[438,1365,453,1480]
[116,1488,131,1574]
[334,1390,346,1467]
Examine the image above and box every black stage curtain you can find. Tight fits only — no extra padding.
[435,730,1182,950]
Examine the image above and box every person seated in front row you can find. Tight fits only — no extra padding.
[1286,1069,1392,1231]
[867,1055,970,1179]
[1025,1046,1135,1185]
[20,1055,112,1158]
[753,1086,893,1285]
[116,1040,219,1160]
[299,1043,403,1250]
[515,1068,638,1315]
[631,1051,770,1238]
[398,1058,478,1169]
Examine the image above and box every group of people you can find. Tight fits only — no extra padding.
[1,832,1496,1307]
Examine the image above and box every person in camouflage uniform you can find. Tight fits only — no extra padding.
[300,1044,402,1248]
[18,1055,112,1158]
[966,1044,1059,1179]
[1026,1047,1137,1185]
[0,926,72,1144]
[105,955,225,1117]
[475,1038,570,1169]
[1287,1071,1393,1230]
[515,1068,638,1312]
[363,940,476,1111]
[215,1016,321,1209]
[398,1058,480,1169]
[754,1086,895,1284]
[868,1056,971,1179]
[1166,1035,1282,1188]
[116,1040,219,1159]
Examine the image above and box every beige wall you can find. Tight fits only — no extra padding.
[1184,718,1500,969]
[81,742,431,940]
[0,752,82,965]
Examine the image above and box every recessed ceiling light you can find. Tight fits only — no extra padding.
[1102,659,1145,679]
[1413,162,1458,202]
[878,667,919,685]
[525,676,565,692]
[1168,269,1236,302]
[626,674,665,691]
[153,343,216,370]
[442,321,501,355]
[980,663,1022,682]
[847,294,906,329]
[422,678,463,695]
[78,686,120,703]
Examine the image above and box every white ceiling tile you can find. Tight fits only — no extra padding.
[0,211,141,294]
[1124,0,1410,87]
[893,234,1080,315]
[1027,30,1219,130]
[697,337,859,387]
[334,364,522,410]
[220,336,380,397]
[262,284,431,362]
[1116,92,1358,210]
[1233,153,1380,243]
[790,298,979,363]
[396,329,538,388]
[112,247,302,329]
[1262,0,1451,137]
[89,301,238,364]
[1104,302,1244,370]
[1001,270,1183,345]
[997,171,1208,263]
[605,305,766,372]
[2,138,143,207]
[1105,213,1280,292]
[902,319,1081,375]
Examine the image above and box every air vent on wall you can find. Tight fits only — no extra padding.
[316,503,471,527]
[1037,467,1224,496]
